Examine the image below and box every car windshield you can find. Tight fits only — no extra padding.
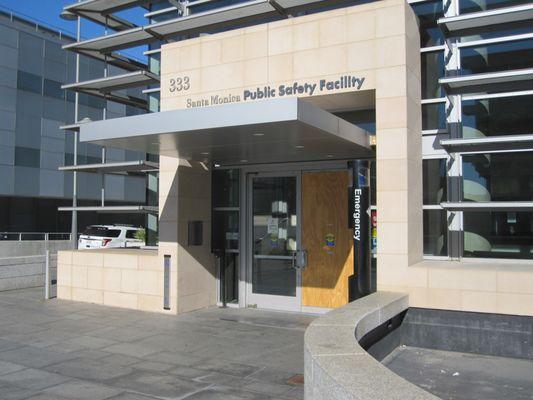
[82,227,121,238]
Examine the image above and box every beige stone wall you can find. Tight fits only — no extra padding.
[158,156,216,314]
[380,259,533,316]
[56,249,171,313]
[160,0,420,112]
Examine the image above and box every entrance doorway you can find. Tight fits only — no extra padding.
[244,168,356,312]
[246,172,302,311]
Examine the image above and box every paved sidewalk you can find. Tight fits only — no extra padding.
[0,288,314,400]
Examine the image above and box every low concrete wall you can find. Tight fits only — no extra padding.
[0,255,54,291]
[0,240,71,257]
[304,292,438,400]
[0,240,68,291]
[57,249,171,314]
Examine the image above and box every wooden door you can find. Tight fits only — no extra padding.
[302,171,353,308]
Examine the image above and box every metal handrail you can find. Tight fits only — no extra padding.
[0,232,72,241]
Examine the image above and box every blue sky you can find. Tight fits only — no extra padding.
[0,0,147,60]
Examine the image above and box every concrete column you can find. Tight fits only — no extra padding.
[158,156,216,314]
[375,2,423,289]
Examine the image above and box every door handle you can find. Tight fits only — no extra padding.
[292,250,308,270]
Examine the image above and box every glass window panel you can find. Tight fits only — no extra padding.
[0,65,17,88]
[423,210,448,256]
[213,169,240,208]
[213,210,239,251]
[43,79,64,100]
[44,40,65,63]
[149,53,160,75]
[15,114,41,149]
[463,211,533,259]
[411,0,444,47]
[14,146,40,168]
[461,39,533,75]
[252,176,297,296]
[149,93,160,113]
[423,159,447,205]
[421,51,444,99]
[461,21,533,43]
[17,70,42,94]
[221,252,239,303]
[18,32,43,75]
[462,152,533,202]
[0,87,17,112]
[422,102,446,131]
[335,110,376,134]
[462,95,533,138]
[460,0,531,13]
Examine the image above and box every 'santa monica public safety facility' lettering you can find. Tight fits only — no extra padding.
[184,75,365,108]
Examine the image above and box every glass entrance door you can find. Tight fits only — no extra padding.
[246,173,301,311]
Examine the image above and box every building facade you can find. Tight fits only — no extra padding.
[0,8,148,234]
[57,0,533,316]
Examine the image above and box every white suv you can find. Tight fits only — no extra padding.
[78,225,144,249]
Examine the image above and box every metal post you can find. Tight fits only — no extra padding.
[45,249,50,300]
[101,148,106,206]
[219,251,227,307]
[163,255,171,310]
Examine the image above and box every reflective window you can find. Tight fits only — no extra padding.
[148,53,160,75]
[460,0,531,13]
[461,21,533,43]
[148,92,160,113]
[463,212,533,259]
[424,210,448,256]
[461,38,533,75]
[221,253,239,304]
[422,102,446,131]
[411,0,444,47]
[213,169,240,208]
[213,210,239,251]
[462,152,533,202]
[335,109,376,134]
[17,71,42,94]
[423,159,447,205]
[462,94,533,138]
[14,146,40,168]
[18,32,43,75]
[421,51,444,99]
[43,79,64,100]
[212,168,240,303]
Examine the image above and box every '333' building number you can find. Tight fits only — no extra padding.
[169,76,190,92]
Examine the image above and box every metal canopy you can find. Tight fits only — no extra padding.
[74,50,147,72]
[441,202,533,212]
[58,205,158,214]
[64,0,149,14]
[63,27,153,54]
[65,0,283,54]
[80,98,372,166]
[76,12,137,32]
[62,71,159,93]
[440,134,533,152]
[58,160,159,174]
[146,0,280,38]
[438,4,533,32]
[440,68,533,94]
